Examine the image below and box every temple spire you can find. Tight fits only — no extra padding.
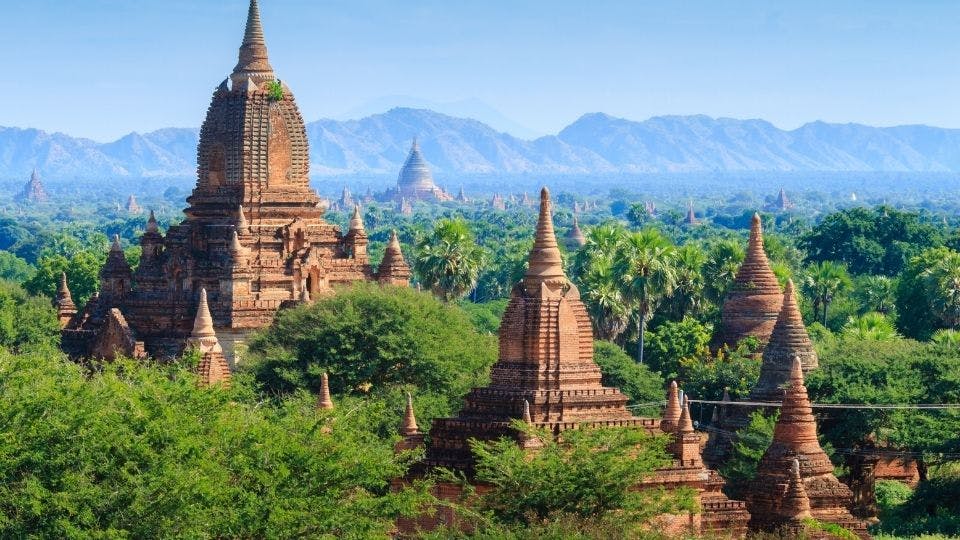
[779,458,812,520]
[661,381,682,433]
[522,187,566,292]
[146,210,158,233]
[236,205,250,234]
[317,372,334,410]
[232,0,274,84]
[751,279,818,402]
[677,397,694,435]
[349,205,364,232]
[192,288,216,338]
[400,392,420,436]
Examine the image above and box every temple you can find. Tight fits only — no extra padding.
[399,188,749,535]
[126,194,143,215]
[380,139,453,203]
[746,359,870,538]
[713,213,783,350]
[564,216,586,248]
[16,169,48,204]
[58,0,407,365]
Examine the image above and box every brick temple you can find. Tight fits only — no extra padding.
[57,0,408,365]
[397,188,750,536]
[15,169,48,204]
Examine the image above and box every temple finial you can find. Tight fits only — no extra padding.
[349,205,364,231]
[522,187,566,291]
[110,234,122,252]
[317,372,334,410]
[146,210,158,233]
[232,0,274,83]
[400,392,420,436]
[192,288,216,338]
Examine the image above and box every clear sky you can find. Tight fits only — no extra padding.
[3,0,959,141]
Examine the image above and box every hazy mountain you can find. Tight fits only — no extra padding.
[2,109,960,181]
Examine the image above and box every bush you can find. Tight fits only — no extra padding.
[246,283,497,414]
[592,341,664,415]
[646,317,711,380]
[0,280,59,352]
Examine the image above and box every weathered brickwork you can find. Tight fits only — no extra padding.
[59,0,407,369]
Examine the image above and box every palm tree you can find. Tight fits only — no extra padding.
[571,223,631,341]
[668,244,707,319]
[613,229,676,364]
[801,261,852,326]
[703,239,745,305]
[841,312,900,341]
[414,219,486,302]
[922,252,960,329]
[853,275,896,315]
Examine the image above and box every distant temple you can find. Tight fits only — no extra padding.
[126,194,143,215]
[490,193,506,211]
[15,169,48,204]
[58,0,408,366]
[685,200,699,225]
[456,186,469,203]
[564,216,586,248]
[380,139,453,203]
[768,187,794,211]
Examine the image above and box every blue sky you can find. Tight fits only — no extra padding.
[3,0,959,141]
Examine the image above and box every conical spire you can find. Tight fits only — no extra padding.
[57,272,73,303]
[31,168,39,182]
[661,381,682,433]
[101,234,132,278]
[111,234,122,253]
[517,399,544,449]
[317,372,334,410]
[566,216,586,247]
[779,458,812,520]
[229,229,246,258]
[522,399,533,424]
[232,0,274,83]
[378,230,411,285]
[192,288,216,339]
[236,205,250,233]
[686,200,697,224]
[400,392,420,436]
[752,279,818,401]
[146,210,158,233]
[349,205,364,231]
[522,188,566,292]
[736,213,779,292]
[677,398,694,434]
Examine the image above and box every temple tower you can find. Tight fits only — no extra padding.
[189,288,232,387]
[746,359,869,537]
[377,231,412,286]
[54,272,77,328]
[16,169,49,204]
[751,279,818,402]
[565,216,586,248]
[715,213,783,349]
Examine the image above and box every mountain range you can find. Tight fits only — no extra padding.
[3,108,960,180]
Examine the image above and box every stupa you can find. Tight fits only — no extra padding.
[746,359,870,538]
[126,194,143,214]
[59,0,407,365]
[714,213,783,350]
[565,216,586,248]
[382,139,452,202]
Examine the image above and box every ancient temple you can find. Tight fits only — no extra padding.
[746,359,870,538]
[59,0,407,364]
[565,216,586,248]
[381,139,453,203]
[456,186,469,203]
[705,279,818,467]
[714,213,783,350]
[685,200,698,225]
[126,194,143,214]
[491,193,506,211]
[15,169,48,204]
[400,188,749,535]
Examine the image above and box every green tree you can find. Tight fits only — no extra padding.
[840,312,900,341]
[414,218,487,302]
[466,424,695,533]
[719,411,776,498]
[666,244,708,320]
[800,206,941,276]
[921,250,960,329]
[246,283,496,411]
[896,247,951,340]
[646,317,712,381]
[592,341,664,415]
[614,229,676,364]
[853,275,896,315]
[802,261,852,326]
[0,251,33,283]
[703,239,745,305]
[0,281,60,352]
[571,223,630,341]
[23,251,102,306]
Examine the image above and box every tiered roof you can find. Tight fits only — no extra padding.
[377,230,411,285]
[565,216,586,248]
[189,289,231,387]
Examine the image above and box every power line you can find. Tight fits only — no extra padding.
[687,399,960,410]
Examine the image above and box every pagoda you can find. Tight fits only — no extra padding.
[456,186,469,203]
[491,193,506,211]
[685,200,698,225]
[714,213,783,350]
[769,187,795,211]
[126,194,143,214]
[564,216,586,248]
[400,188,749,535]
[15,169,48,204]
[746,359,870,538]
[59,0,406,364]
[381,139,453,202]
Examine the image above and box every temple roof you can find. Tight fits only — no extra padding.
[733,214,780,294]
[101,235,132,277]
[348,205,364,232]
[232,0,274,84]
[146,210,159,233]
[566,216,587,247]
[763,358,834,476]
[378,230,411,281]
[56,272,76,312]
[661,381,681,432]
[191,288,216,339]
[397,138,437,191]
[317,372,334,410]
[400,393,420,436]
[522,188,567,294]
